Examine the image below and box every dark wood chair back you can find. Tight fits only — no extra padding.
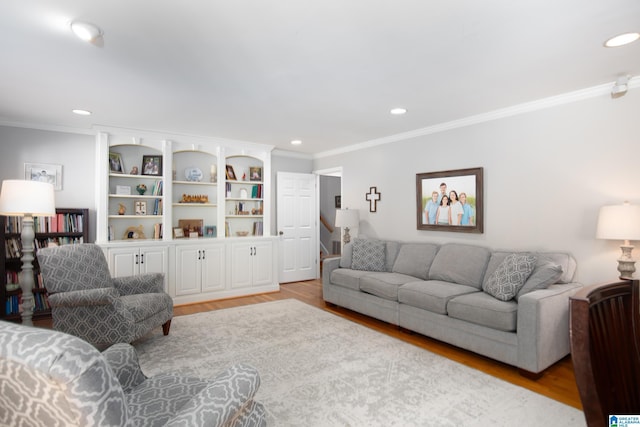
[569,279,640,426]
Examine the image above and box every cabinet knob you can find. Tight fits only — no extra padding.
[140,253,144,264]
[279,231,284,235]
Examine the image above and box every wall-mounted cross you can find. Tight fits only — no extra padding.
[365,186,381,212]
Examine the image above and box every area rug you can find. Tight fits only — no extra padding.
[134,299,584,426]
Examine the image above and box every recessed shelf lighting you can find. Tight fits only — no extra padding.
[290,140,302,145]
[72,109,92,116]
[604,32,640,47]
[70,21,102,42]
[390,108,407,115]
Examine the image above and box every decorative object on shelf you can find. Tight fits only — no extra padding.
[24,162,63,191]
[178,219,203,237]
[250,167,262,182]
[130,166,139,175]
[365,187,381,213]
[239,188,248,199]
[109,152,125,174]
[123,225,145,239]
[116,185,131,195]
[204,225,216,237]
[0,179,56,326]
[210,164,217,183]
[136,184,147,195]
[335,195,341,208]
[184,167,203,182]
[416,167,484,234]
[179,194,209,203]
[225,165,237,180]
[118,203,126,215]
[236,231,249,237]
[173,227,184,238]
[135,201,147,215]
[142,155,162,176]
[335,208,359,245]
[596,201,640,279]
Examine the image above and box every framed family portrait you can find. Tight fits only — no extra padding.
[142,155,162,176]
[108,152,125,174]
[24,162,63,190]
[416,167,483,233]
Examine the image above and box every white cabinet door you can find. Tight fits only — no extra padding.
[201,244,225,292]
[140,246,168,275]
[252,241,273,287]
[230,242,254,289]
[175,245,202,296]
[108,246,168,278]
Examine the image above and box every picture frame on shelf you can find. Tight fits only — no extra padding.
[173,227,184,238]
[225,165,237,180]
[142,155,162,176]
[178,219,203,237]
[135,201,147,215]
[109,152,125,174]
[204,225,216,237]
[249,166,262,181]
[24,162,63,191]
[416,167,483,234]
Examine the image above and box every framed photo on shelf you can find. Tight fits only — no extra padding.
[109,152,125,174]
[178,219,203,237]
[142,155,162,176]
[24,162,63,190]
[204,225,217,237]
[249,166,262,181]
[225,165,237,180]
[416,167,483,234]
[173,227,184,238]
[135,201,147,215]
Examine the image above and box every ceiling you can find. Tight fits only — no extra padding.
[1,1,639,156]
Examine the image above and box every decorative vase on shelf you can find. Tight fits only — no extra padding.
[136,184,147,195]
[118,203,126,215]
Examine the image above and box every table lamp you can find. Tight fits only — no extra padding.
[335,209,359,244]
[596,201,640,280]
[0,180,56,325]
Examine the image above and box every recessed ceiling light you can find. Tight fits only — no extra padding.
[72,109,92,116]
[70,21,102,42]
[290,140,302,145]
[604,32,640,47]
[390,108,407,115]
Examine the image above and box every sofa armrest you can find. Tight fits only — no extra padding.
[322,257,342,288]
[102,343,148,392]
[165,363,263,427]
[48,287,120,308]
[516,282,583,373]
[113,273,165,295]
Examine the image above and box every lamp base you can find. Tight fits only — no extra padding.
[343,227,351,245]
[618,244,636,280]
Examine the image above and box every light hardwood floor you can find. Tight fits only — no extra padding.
[34,278,581,410]
[172,279,582,410]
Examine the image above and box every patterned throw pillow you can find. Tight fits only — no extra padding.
[351,239,386,272]
[483,253,537,301]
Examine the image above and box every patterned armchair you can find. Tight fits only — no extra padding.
[0,321,266,427]
[37,243,173,348]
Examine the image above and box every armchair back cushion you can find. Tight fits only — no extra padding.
[37,243,112,293]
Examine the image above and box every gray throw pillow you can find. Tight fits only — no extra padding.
[515,262,564,301]
[351,239,386,272]
[483,253,537,301]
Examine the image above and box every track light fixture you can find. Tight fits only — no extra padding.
[611,75,630,98]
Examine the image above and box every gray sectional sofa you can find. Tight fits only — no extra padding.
[322,239,583,376]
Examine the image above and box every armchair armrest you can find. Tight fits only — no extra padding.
[102,343,148,392]
[48,287,120,308]
[165,363,263,427]
[113,273,165,295]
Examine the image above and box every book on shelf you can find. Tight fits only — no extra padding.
[5,212,86,234]
[251,184,263,199]
[252,221,263,236]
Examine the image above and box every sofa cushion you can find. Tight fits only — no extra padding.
[392,243,439,280]
[359,272,417,301]
[482,253,537,301]
[398,280,478,314]
[351,239,386,272]
[339,242,353,268]
[447,292,518,332]
[534,252,576,283]
[515,262,564,301]
[429,243,491,288]
[330,268,371,291]
[385,241,401,272]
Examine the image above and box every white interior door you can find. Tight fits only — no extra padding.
[277,172,317,283]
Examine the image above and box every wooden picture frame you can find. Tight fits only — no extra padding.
[249,166,262,181]
[108,152,125,174]
[178,219,203,237]
[416,167,483,233]
[225,165,237,180]
[24,162,63,190]
[142,155,162,176]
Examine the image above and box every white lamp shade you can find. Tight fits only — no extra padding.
[335,209,359,228]
[0,180,56,217]
[596,202,640,241]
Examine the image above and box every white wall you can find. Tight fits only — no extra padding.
[313,90,640,285]
[0,126,97,241]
